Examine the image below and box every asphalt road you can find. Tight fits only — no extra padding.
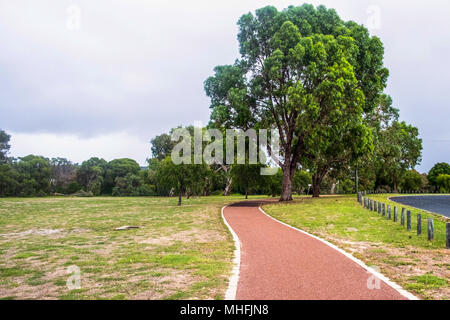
[390,195,450,217]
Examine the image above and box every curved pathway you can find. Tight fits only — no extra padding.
[223,201,411,300]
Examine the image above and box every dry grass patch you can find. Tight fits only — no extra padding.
[265,195,450,300]
[0,196,251,300]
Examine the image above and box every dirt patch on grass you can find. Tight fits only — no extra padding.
[0,228,88,239]
[313,231,450,300]
[138,229,226,246]
[132,271,198,300]
[0,197,234,300]
[0,229,62,238]
[0,280,61,300]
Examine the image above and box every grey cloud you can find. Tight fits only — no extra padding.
[0,0,449,171]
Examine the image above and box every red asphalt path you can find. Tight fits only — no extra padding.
[223,201,409,300]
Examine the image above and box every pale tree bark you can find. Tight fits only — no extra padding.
[223,176,233,196]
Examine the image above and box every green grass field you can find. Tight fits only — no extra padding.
[0,196,252,300]
[1,194,449,300]
[264,195,450,300]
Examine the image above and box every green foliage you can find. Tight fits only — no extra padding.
[0,130,11,164]
[50,158,77,194]
[351,93,423,193]
[14,155,52,196]
[112,173,155,196]
[76,157,107,196]
[339,178,354,194]
[436,174,450,193]
[293,170,312,194]
[151,133,176,161]
[104,158,141,194]
[400,170,424,192]
[0,163,19,196]
[66,181,83,194]
[264,169,283,197]
[231,164,264,198]
[428,163,450,188]
[156,157,210,205]
[0,133,157,198]
[205,4,388,200]
[375,121,422,191]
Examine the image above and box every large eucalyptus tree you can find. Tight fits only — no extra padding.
[205,4,389,201]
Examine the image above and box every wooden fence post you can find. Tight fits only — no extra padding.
[428,219,434,241]
[407,211,411,231]
[401,208,405,226]
[417,214,422,235]
[374,200,377,212]
[382,203,385,217]
[446,223,450,249]
[387,205,391,220]
[378,202,381,214]
[394,207,398,222]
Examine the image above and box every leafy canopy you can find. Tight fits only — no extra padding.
[205,4,388,199]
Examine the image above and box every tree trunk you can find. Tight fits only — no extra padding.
[203,177,210,196]
[223,177,233,196]
[280,166,294,202]
[312,173,322,198]
[393,179,398,193]
[330,181,340,195]
[178,191,182,206]
[245,187,248,199]
[330,183,336,195]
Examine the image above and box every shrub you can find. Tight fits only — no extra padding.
[436,174,450,193]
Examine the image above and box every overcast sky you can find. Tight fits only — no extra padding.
[1,0,449,172]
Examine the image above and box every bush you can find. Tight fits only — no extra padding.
[400,170,423,192]
[66,182,82,194]
[112,173,155,196]
[339,179,354,194]
[210,190,223,196]
[436,174,450,193]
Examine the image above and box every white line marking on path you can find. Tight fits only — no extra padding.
[221,205,241,300]
[257,206,419,301]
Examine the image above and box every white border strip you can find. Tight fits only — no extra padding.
[257,206,419,300]
[221,205,241,300]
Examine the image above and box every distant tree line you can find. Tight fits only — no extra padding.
[2,5,449,200]
[0,130,153,197]
[0,127,448,200]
